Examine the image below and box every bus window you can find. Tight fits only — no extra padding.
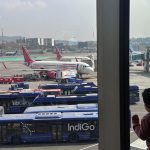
[51,125,57,141]
[34,122,50,134]
[57,124,62,141]
[0,125,7,143]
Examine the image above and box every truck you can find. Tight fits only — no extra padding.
[9,82,29,90]
[56,69,77,84]
[0,76,24,84]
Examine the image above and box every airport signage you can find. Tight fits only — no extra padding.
[68,123,95,131]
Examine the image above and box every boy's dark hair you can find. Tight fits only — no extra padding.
[142,88,150,105]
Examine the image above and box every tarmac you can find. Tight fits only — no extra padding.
[0,54,148,150]
[0,53,98,150]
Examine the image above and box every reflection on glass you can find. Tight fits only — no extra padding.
[130,1,150,149]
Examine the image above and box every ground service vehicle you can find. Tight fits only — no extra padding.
[0,111,98,144]
[0,91,39,114]
[0,77,24,84]
[9,82,29,90]
[56,69,77,84]
[73,86,98,94]
[0,89,61,114]
[38,82,96,95]
[24,103,98,114]
[31,93,98,106]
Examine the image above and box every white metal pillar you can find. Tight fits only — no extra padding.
[97,0,129,149]
[144,47,150,72]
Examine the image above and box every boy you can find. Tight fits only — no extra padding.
[132,88,150,150]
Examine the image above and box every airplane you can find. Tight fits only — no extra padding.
[54,47,93,61]
[5,50,17,56]
[22,46,94,78]
[54,47,95,70]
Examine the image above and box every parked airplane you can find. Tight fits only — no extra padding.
[54,47,92,61]
[22,46,94,77]
[5,50,17,56]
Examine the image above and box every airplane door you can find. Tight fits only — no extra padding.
[76,64,79,71]
[76,64,83,73]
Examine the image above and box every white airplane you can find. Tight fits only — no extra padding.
[129,48,145,66]
[22,46,94,77]
[54,47,93,61]
[5,50,17,56]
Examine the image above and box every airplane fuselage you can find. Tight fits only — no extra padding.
[28,61,94,75]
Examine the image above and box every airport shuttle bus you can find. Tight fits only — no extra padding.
[0,112,98,144]
[31,94,98,106]
[24,103,98,114]
[73,86,98,94]
[0,89,61,114]
[0,92,39,114]
[38,82,96,95]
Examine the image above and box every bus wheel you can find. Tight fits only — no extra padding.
[68,133,79,143]
[11,136,21,145]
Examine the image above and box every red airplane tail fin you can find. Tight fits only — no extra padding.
[55,47,62,60]
[22,46,34,65]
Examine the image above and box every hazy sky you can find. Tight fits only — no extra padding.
[0,0,149,41]
[0,0,96,41]
[130,0,150,38]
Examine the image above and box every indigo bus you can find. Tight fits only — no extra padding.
[24,103,98,114]
[38,82,96,95]
[31,93,98,106]
[0,89,61,114]
[0,111,98,144]
[73,86,98,94]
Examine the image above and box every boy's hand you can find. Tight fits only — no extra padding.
[132,115,140,125]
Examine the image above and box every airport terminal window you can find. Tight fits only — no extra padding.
[130,0,150,149]
[0,0,98,149]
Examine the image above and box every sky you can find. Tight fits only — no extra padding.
[0,0,96,41]
[0,0,149,41]
[130,0,150,38]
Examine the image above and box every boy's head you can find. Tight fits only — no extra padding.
[142,88,150,112]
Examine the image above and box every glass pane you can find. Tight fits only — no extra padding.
[130,0,150,149]
[0,0,98,149]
